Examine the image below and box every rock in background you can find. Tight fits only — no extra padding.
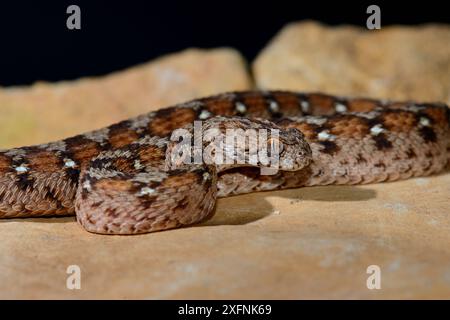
[0,48,251,148]
[254,21,450,104]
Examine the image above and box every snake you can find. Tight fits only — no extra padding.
[0,91,449,234]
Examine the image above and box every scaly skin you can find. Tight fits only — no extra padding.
[0,91,449,234]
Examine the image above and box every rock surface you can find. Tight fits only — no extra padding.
[253,21,450,105]
[2,175,450,299]
[1,23,450,299]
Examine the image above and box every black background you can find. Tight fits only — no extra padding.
[0,1,448,86]
[0,300,443,318]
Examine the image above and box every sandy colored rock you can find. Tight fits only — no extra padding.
[1,174,450,299]
[253,21,450,104]
[0,48,251,148]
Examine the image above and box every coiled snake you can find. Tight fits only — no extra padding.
[0,91,449,234]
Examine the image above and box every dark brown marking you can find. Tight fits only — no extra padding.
[0,153,13,173]
[381,110,417,133]
[175,197,190,211]
[15,174,35,191]
[65,168,81,185]
[148,107,196,137]
[112,157,139,175]
[286,122,320,141]
[347,99,380,112]
[90,158,108,170]
[419,126,437,143]
[138,145,166,166]
[406,148,417,159]
[108,120,140,148]
[420,104,450,127]
[91,201,103,208]
[201,96,234,116]
[65,135,103,165]
[24,149,62,172]
[307,94,337,116]
[105,208,120,218]
[318,140,340,155]
[81,188,89,200]
[328,115,370,138]
[43,186,63,208]
[356,153,366,164]
[425,151,433,158]
[270,92,302,115]
[138,196,158,210]
[373,133,393,150]
[374,163,386,169]
[239,93,271,118]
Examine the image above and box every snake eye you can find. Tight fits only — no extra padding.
[268,138,283,154]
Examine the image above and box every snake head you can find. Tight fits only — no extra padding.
[165,116,312,174]
[269,127,312,172]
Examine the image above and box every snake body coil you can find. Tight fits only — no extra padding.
[0,91,449,234]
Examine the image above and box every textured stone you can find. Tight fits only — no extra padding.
[253,21,450,105]
[0,48,251,148]
[1,174,450,298]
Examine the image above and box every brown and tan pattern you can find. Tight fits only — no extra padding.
[0,91,449,234]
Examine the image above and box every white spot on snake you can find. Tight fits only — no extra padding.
[63,159,76,168]
[317,130,336,141]
[335,103,347,113]
[269,100,280,113]
[14,165,28,173]
[134,160,144,170]
[370,124,385,136]
[356,111,379,120]
[138,187,156,196]
[82,180,91,191]
[419,117,431,127]
[203,172,211,181]
[198,110,212,120]
[300,101,310,113]
[306,117,328,126]
[235,102,247,114]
